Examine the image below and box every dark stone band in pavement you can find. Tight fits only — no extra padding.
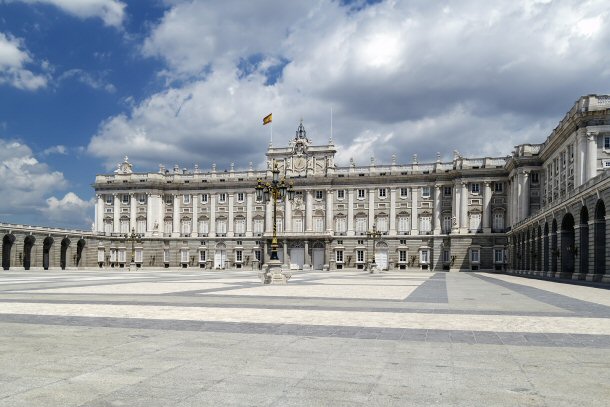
[2,313,609,348]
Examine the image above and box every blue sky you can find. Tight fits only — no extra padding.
[0,0,609,229]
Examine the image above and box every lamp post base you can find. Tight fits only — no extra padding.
[369,262,380,274]
[129,262,137,272]
[259,259,292,284]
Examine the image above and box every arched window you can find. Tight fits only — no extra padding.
[181,217,192,235]
[198,216,209,235]
[136,217,146,234]
[334,214,346,234]
[120,216,129,234]
[397,213,410,233]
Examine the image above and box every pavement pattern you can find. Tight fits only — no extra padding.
[0,269,609,406]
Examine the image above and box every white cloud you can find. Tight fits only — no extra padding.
[0,32,48,90]
[15,0,126,27]
[42,145,68,155]
[59,68,116,93]
[89,0,610,170]
[42,192,94,227]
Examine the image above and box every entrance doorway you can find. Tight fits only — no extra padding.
[290,248,304,269]
[214,243,226,269]
[312,248,324,270]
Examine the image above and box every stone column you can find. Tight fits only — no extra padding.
[460,182,468,232]
[433,185,441,234]
[368,189,375,229]
[157,194,164,235]
[326,189,333,232]
[96,194,104,233]
[285,196,292,233]
[306,190,313,232]
[521,171,530,221]
[191,194,198,237]
[587,132,598,180]
[228,193,234,237]
[575,129,586,186]
[452,182,459,232]
[113,193,120,233]
[210,193,216,236]
[146,193,153,233]
[483,181,491,232]
[173,194,180,237]
[347,189,354,236]
[304,240,310,266]
[130,193,136,232]
[246,192,253,237]
[411,187,418,235]
[389,188,397,235]
[283,240,288,266]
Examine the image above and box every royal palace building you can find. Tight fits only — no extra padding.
[1,94,610,282]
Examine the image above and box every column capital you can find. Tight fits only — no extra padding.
[587,132,597,141]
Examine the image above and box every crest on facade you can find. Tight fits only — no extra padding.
[115,156,133,174]
[293,120,310,156]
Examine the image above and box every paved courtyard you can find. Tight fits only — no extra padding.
[0,270,609,406]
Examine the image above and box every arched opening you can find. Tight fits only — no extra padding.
[76,239,86,267]
[537,225,542,271]
[43,237,54,270]
[551,219,558,273]
[543,223,549,273]
[214,242,227,269]
[580,206,589,278]
[311,241,326,270]
[23,235,36,270]
[594,200,606,278]
[560,213,575,276]
[60,238,70,270]
[2,234,16,270]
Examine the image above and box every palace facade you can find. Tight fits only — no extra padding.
[1,95,609,281]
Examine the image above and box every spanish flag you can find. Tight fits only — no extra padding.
[263,113,272,125]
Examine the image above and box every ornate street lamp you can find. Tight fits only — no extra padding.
[366,224,382,273]
[124,228,142,270]
[256,161,295,262]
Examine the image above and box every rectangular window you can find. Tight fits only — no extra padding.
[293,218,303,232]
[218,193,226,203]
[357,239,364,245]
[335,217,346,233]
[604,136,610,150]
[357,189,365,199]
[494,182,503,193]
[137,219,146,234]
[399,250,407,263]
[165,195,173,205]
[199,219,209,234]
[335,250,344,263]
[376,217,388,232]
[235,218,245,234]
[163,249,169,263]
[337,190,345,199]
[138,194,146,204]
[315,190,324,200]
[493,212,504,231]
[180,249,189,263]
[183,194,191,204]
[236,250,243,262]
[421,186,431,198]
[97,248,105,262]
[531,173,539,184]
[443,215,452,234]
[494,249,504,263]
[216,219,227,234]
[201,194,208,203]
[110,248,117,262]
[181,220,191,235]
[135,248,143,263]
[122,194,130,204]
[471,183,480,194]
[378,188,387,198]
[254,250,261,262]
[443,249,450,263]
[237,192,244,202]
[443,186,452,196]
[199,250,206,262]
[469,213,481,231]
[120,219,129,234]
[314,217,325,232]
[118,249,126,263]
[420,249,429,264]
[254,218,264,234]
[356,250,365,263]
[276,218,283,232]
[397,216,410,233]
[355,217,367,233]
[419,216,431,232]
[106,195,113,205]
[400,187,408,198]
[471,248,480,263]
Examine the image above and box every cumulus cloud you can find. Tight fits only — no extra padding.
[41,145,68,155]
[0,138,92,228]
[89,0,610,170]
[0,32,48,90]
[42,192,94,228]
[14,0,126,27]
